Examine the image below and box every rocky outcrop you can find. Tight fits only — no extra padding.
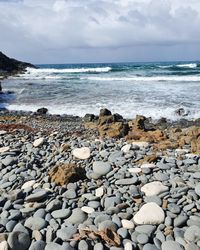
[85,109,129,138]
[0,51,36,76]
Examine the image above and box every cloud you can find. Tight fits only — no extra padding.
[0,0,200,62]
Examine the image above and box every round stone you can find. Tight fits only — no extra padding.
[184,225,200,242]
[93,161,112,177]
[57,226,77,241]
[72,147,90,160]
[7,231,31,250]
[21,180,36,190]
[81,206,95,214]
[51,209,71,219]
[33,138,44,147]
[66,208,87,224]
[24,217,47,230]
[95,187,104,197]
[121,219,135,229]
[137,233,149,244]
[133,202,165,225]
[29,240,46,250]
[141,181,168,196]
[162,240,183,250]
[98,220,118,231]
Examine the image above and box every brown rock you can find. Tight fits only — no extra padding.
[98,122,129,138]
[136,154,158,164]
[191,136,200,153]
[49,163,86,186]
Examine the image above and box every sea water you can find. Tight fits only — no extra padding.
[2,61,200,120]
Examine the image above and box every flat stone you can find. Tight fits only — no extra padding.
[121,144,131,153]
[0,130,7,135]
[141,163,156,169]
[174,215,188,227]
[124,242,133,250]
[143,244,158,250]
[29,240,46,250]
[141,181,168,196]
[26,190,48,202]
[46,199,62,212]
[24,217,47,230]
[66,208,87,224]
[162,240,183,250]
[0,147,10,153]
[115,177,137,185]
[135,225,156,236]
[72,147,90,160]
[33,138,44,147]
[81,206,95,214]
[184,225,200,243]
[121,219,135,229]
[2,156,16,166]
[62,189,76,199]
[93,161,112,177]
[195,184,200,196]
[132,141,149,148]
[128,168,142,174]
[7,231,31,250]
[137,233,149,244]
[45,243,62,250]
[21,180,36,190]
[133,202,165,225]
[57,226,77,241]
[51,209,71,219]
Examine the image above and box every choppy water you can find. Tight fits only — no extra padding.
[2,61,200,120]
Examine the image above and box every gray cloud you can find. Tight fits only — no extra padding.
[0,0,200,63]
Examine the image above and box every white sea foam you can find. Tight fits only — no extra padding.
[25,66,112,74]
[83,75,200,82]
[7,103,200,121]
[177,63,197,68]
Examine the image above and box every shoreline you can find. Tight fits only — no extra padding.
[0,108,199,249]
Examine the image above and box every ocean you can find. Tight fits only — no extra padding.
[2,61,200,120]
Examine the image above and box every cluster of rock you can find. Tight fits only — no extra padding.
[84,109,200,153]
[0,122,200,249]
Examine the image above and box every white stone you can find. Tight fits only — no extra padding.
[0,241,9,250]
[121,219,135,229]
[128,168,142,174]
[141,181,168,196]
[121,144,131,153]
[0,146,10,153]
[140,163,156,169]
[22,180,36,190]
[133,202,165,225]
[95,187,104,197]
[132,141,149,148]
[33,137,44,147]
[72,147,90,160]
[185,153,198,158]
[0,130,7,135]
[81,206,95,214]
[175,148,189,156]
[124,242,133,250]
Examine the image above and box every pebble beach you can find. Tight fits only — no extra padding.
[0,110,200,250]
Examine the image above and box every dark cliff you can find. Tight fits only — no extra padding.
[0,51,36,76]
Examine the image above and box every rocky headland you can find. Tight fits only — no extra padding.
[0,108,199,250]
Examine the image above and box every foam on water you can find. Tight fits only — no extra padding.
[4,61,200,121]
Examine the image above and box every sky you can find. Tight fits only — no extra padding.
[1,0,200,64]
